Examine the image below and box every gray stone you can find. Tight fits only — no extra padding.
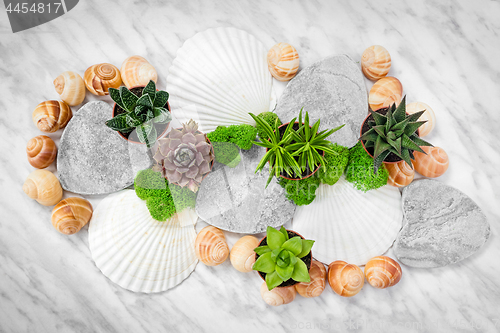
[274,55,368,148]
[195,145,295,234]
[394,179,490,268]
[58,101,152,195]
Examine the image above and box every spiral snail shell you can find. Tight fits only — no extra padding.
[84,63,122,96]
[32,100,72,133]
[413,146,449,178]
[26,135,57,169]
[295,260,326,298]
[260,283,296,306]
[327,260,364,297]
[51,197,93,235]
[364,256,402,289]
[195,226,229,266]
[368,76,403,111]
[230,235,259,272]
[267,43,299,81]
[406,102,436,137]
[53,71,86,106]
[386,160,414,187]
[23,170,63,206]
[121,56,158,89]
[361,45,391,80]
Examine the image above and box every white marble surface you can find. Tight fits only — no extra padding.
[1,0,500,332]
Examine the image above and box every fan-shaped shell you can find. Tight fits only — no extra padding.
[51,197,93,235]
[413,146,449,178]
[260,283,296,306]
[327,260,364,297]
[361,45,391,80]
[84,63,122,95]
[53,71,86,106]
[230,235,259,272]
[368,77,402,111]
[406,102,436,137]
[365,256,402,289]
[267,43,299,81]
[88,190,198,293]
[22,169,62,206]
[195,226,229,266]
[293,176,403,266]
[295,260,326,298]
[32,100,72,133]
[386,160,414,187]
[121,56,158,89]
[167,27,274,133]
[27,135,57,169]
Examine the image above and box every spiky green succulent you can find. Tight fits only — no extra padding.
[359,96,432,172]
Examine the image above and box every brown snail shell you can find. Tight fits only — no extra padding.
[121,56,158,89]
[32,100,72,133]
[361,45,391,80]
[406,102,436,137]
[53,71,86,106]
[386,160,414,187]
[267,43,300,81]
[195,226,229,266]
[26,135,57,169]
[364,256,402,289]
[229,235,259,272]
[368,76,402,111]
[295,260,326,298]
[23,170,62,206]
[413,146,449,178]
[51,197,93,235]
[260,283,296,306]
[327,260,364,297]
[84,63,122,95]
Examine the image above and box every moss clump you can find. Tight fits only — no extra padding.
[318,143,349,186]
[256,112,282,141]
[169,184,197,212]
[227,124,257,150]
[345,142,389,192]
[146,192,176,221]
[134,168,167,200]
[211,141,241,168]
[278,176,320,206]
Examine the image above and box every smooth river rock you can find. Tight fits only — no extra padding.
[394,179,490,268]
[274,54,368,148]
[58,101,152,195]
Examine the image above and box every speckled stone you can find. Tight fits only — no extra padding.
[394,179,490,268]
[57,101,152,195]
[195,145,295,234]
[274,55,368,148]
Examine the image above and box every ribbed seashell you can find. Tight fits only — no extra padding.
[365,256,402,289]
[121,56,158,89]
[406,102,436,137]
[361,45,391,80]
[386,160,414,187]
[22,170,63,206]
[368,77,403,111]
[230,235,259,272]
[295,260,326,298]
[53,71,86,106]
[26,135,57,169]
[84,63,122,95]
[267,43,299,81]
[413,146,449,178]
[32,100,72,133]
[327,260,364,297]
[51,197,93,235]
[195,226,229,266]
[260,283,296,306]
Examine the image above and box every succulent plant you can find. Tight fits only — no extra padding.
[153,120,214,192]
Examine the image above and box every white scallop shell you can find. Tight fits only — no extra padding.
[167,27,274,133]
[293,176,403,266]
[88,190,198,293]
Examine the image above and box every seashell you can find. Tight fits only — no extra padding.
[406,102,436,137]
[167,27,274,133]
[26,135,57,169]
[51,197,93,235]
[413,146,449,178]
[195,226,229,266]
[368,76,402,111]
[361,45,391,80]
[260,283,296,306]
[365,256,402,289]
[386,160,414,187]
[295,260,326,298]
[121,56,158,89]
[327,260,364,297]
[53,71,86,106]
[230,235,259,272]
[293,175,402,266]
[32,100,72,133]
[267,43,300,81]
[84,63,122,95]
[23,169,63,206]
[88,190,199,293]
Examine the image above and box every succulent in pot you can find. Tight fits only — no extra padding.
[106,80,172,147]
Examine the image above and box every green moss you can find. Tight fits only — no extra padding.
[227,124,257,150]
[211,141,241,168]
[134,168,167,200]
[207,126,231,143]
[146,192,176,221]
[345,142,389,192]
[318,143,349,186]
[169,184,197,212]
[256,112,282,141]
[278,176,320,206]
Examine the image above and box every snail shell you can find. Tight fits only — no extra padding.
[22,170,62,206]
[406,102,436,137]
[368,77,403,111]
[327,260,364,297]
[195,226,229,266]
[361,45,391,80]
[295,260,326,298]
[84,63,122,95]
[51,197,93,235]
[267,43,299,81]
[32,100,72,133]
[260,283,296,306]
[27,135,57,169]
[121,56,158,89]
[386,160,414,187]
[365,256,402,289]
[53,71,86,106]
[230,235,259,272]
[413,146,449,178]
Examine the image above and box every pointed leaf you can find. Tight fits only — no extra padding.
[393,96,407,122]
[271,248,282,262]
[297,240,314,258]
[136,94,154,108]
[281,237,302,256]
[142,80,156,99]
[254,245,271,256]
[373,125,386,137]
[291,259,310,283]
[105,113,135,132]
[154,90,169,108]
[402,134,425,153]
[404,121,427,136]
[409,135,433,147]
[276,264,294,281]
[267,227,286,250]
[153,107,172,124]
[109,88,124,109]
[401,149,413,168]
[374,136,391,159]
[385,106,394,132]
[253,252,275,273]
[407,110,426,122]
[359,128,379,142]
[373,150,390,173]
[265,271,284,290]
[370,110,387,126]
[120,86,139,111]
[279,226,289,241]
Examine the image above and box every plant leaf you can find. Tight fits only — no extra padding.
[267,227,286,250]
[297,239,314,258]
[142,80,156,99]
[120,86,139,111]
[281,237,302,256]
[276,264,294,281]
[407,110,426,122]
[409,135,433,147]
[253,252,275,273]
[271,248,282,262]
[153,107,172,124]
[374,136,391,159]
[402,134,425,153]
[254,245,271,256]
[105,113,135,132]
[154,90,169,108]
[265,271,284,291]
[370,110,387,126]
[136,94,154,109]
[404,121,427,136]
[373,150,390,173]
[109,88,125,109]
[393,96,407,122]
[291,259,310,283]
[279,226,289,241]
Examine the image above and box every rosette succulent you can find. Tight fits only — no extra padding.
[153,120,214,192]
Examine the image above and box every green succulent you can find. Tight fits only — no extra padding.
[253,226,314,291]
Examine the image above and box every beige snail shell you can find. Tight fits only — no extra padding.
[295,260,326,298]
[267,43,299,81]
[32,100,72,133]
[84,63,122,96]
[121,56,158,89]
[53,71,86,106]
[361,45,391,80]
[368,76,403,111]
[406,102,436,137]
[195,226,229,266]
[413,146,449,178]
[23,170,63,206]
[365,256,402,289]
[385,160,414,187]
[26,135,57,169]
[260,283,296,306]
[327,260,364,297]
[230,235,259,272]
[51,197,93,235]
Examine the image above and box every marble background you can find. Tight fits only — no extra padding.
[1,0,500,332]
